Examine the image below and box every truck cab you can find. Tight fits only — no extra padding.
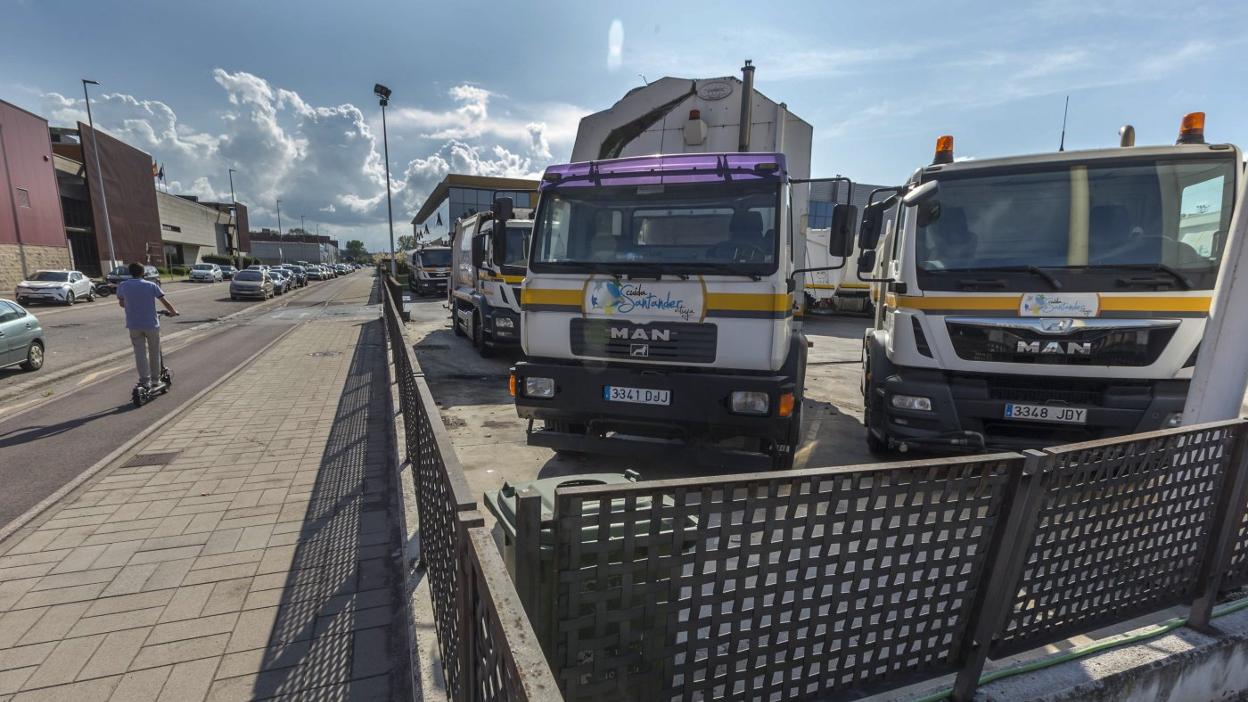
[449,198,533,357]
[409,246,452,296]
[859,115,1240,452]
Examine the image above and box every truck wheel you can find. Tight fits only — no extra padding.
[771,403,802,470]
[452,306,465,337]
[473,313,493,358]
[864,390,892,456]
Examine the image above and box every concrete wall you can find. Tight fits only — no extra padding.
[0,243,72,295]
[156,192,231,264]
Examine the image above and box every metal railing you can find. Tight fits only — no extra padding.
[381,275,560,702]
[380,269,1248,701]
[537,421,1248,702]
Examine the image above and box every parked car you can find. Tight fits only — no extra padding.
[246,264,270,272]
[306,266,326,281]
[106,264,161,286]
[268,269,291,295]
[229,270,274,300]
[189,263,223,283]
[281,265,308,287]
[15,270,96,306]
[219,265,238,280]
[0,299,43,371]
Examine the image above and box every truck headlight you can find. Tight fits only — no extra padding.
[890,394,933,411]
[730,391,769,415]
[495,317,515,329]
[1164,412,1184,428]
[524,377,555,398]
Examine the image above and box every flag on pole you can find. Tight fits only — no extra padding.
[424,223,430,236]
[157,164,165,182]
[436,212,443,227]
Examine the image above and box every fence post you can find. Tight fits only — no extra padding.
[514,488,545,649]
[1189,423,1248,631]
[951,450,1048,702]
[456,514,478,702]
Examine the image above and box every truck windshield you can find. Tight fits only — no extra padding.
[531,181,780,275]
[418,250,451,267]
[502,227,529,268]
[915,155,1236,291]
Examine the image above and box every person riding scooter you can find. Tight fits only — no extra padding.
[116,262,178,390]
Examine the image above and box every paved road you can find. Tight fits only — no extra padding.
[0,273,369,528]
[0,279,310,394]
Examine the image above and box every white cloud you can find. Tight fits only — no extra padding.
[36,70,580,252]
[607,20,624,72]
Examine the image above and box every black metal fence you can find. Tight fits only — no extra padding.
[536,421,1248,702]
[379,270,1248,702]
[381,275,560,702]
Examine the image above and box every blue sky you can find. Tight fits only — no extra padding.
[2,0,1245,251]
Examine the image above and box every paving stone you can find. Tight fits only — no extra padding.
[140,559,195,592]
[66,606,162,638]
[200,579,251,618]
[77,628,149,680]
[127,545,203,566]
[28,567,120,593]
[147,613,239,646]
[98,563,160,597]
[155,657,218,702]
[10,673,117,701]
[105,665,171,702]
[130,633,229,671]
[20,633,105,689]
[0,644,55,675]
[88,542,144,570]
[85,590,174,618]
[157,583,213,623]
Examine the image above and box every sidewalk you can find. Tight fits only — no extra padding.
[0,276,410,701]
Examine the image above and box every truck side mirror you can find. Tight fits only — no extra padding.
[828,204,858,258]
[858,202,889,251]
[857,249,877,276]
[471,236,486,269]
[492,197,514,223]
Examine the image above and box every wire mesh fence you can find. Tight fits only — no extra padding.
[380,270,1248,702]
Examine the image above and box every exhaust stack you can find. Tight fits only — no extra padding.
[738,60,755,152]
[1119,124,1135,147]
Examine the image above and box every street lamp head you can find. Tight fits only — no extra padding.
[374,83,391,106]
[82,79,99,86]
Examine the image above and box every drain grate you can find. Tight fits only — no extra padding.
[308,351,342,357]
[122,451,182,468]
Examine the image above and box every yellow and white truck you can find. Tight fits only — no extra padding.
[857,114,1240,452]
[449,198,533,357]
[511,62,855,469]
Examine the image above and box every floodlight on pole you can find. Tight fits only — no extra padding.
[82,79,118,273]
[374,83,396,276]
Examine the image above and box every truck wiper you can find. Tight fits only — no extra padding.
[1101,263,1193,290]
[583,263,686,280]
[939,265,1063,290]
[678,262,762,281]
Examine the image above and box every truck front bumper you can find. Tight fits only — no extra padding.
[513,360,797,468]
[484,308,520,347]
[873,367,1189,451]
[411,276,447,294]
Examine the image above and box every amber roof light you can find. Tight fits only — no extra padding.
[933,135,954,165]
[1177,112,1206,145]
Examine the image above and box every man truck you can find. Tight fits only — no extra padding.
[450,198,533,357]
[510,62,855,469]
[857,113,1240,452]
[408,245,452,297]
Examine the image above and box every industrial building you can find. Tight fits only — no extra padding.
[0,100,72,293]
[249,230,338,265]
[410,174,538,239]
[157,192,241,266]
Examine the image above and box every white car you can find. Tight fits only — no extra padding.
[189,263,223,283]
[15,270,96,306]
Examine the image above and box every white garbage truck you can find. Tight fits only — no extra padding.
[857,114,1240,452]
[449,198,533,356]
[510,62,856,469]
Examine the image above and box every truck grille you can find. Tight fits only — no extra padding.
[570,319,717,363]
[947,322,1175,367]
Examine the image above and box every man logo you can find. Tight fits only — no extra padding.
[611,326,671,341]
[630,344,650,358]
[1016,340,1092,355]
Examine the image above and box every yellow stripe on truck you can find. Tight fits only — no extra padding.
[705,292,791,312]
[521,288,582,307]
[887,293,1213,315]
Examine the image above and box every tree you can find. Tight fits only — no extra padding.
[397,234,418,252]
[344,240,369,261]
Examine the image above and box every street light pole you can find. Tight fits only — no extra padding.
[275,199,283,264]
[300,214,305,236]
[82,79,117,273]
[374,83,396,276]
[228,168,241,270]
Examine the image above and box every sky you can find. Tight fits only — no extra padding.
[2,0,1245,252]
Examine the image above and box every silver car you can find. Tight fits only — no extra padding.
[268,269,291,295]
[15,270,95,306]
[189,263,223,283]
[0,300,44,371]
[229,270,274,300]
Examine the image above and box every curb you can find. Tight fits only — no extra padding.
[0,280,322,410]
[0,319,303,551]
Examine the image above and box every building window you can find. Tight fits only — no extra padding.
[15,188,31,208]
[162,223,182,232]
[809,201,834,229]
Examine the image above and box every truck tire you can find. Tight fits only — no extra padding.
[472,313,493,358]
[771,403,802,470]
[863,383,892,456]
[452,303,466,337]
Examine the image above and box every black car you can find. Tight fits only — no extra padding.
[220,265,238,280]
[105,265,162,286]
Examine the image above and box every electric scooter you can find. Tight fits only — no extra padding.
[132,310,177,408]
